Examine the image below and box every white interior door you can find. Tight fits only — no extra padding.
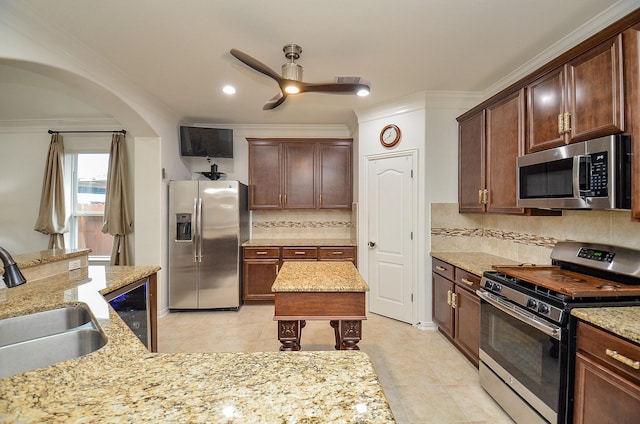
[367,153,415,323]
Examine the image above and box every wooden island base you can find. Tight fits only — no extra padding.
[274,287,366,351]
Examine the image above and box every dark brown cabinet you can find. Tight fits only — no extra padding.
[243,246,357,301]
[458,89,525,214]
[243,247,280,302]
[432,258,481,366]
[526,35,624,153]
[247,138,352,210]
[573,320,640,424]
[318,141,352,209]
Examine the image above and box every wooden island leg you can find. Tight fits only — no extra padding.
[330,320,340,350]
[278,320,305,351]
[339,320,362,350]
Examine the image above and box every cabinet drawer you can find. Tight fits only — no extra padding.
[432,258,454,280]
[455,268,481,291]
[318,247,356,260]
[577,321,640,385]
[282,247,318,259]
[244,247,280,259]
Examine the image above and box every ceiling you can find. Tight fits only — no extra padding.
[0,0,630,127]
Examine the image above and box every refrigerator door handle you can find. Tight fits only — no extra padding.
[193,198,198,262]
[197,197,203,262]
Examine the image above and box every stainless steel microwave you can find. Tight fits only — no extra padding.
[517,135,631,210]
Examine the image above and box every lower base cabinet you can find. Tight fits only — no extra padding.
[243,246,356,302]
[432,258,480,366]
[573,321,640,423]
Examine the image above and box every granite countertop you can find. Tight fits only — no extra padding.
[272,261,370,292]
[430,251,520,276]
[0,263,392,422]
[243,238,357,247]
[572,307,640,345]
[0,248,90,276]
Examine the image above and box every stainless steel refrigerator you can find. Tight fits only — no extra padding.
[169,180,248,310]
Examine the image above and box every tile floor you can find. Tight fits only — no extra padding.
[158,304,514,423]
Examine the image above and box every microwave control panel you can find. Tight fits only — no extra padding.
[586,151,608,197]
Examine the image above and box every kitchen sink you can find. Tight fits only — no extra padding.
[0,305,93,347]
[0,306,107,378]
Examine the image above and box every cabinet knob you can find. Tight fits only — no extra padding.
[368,241,376,248]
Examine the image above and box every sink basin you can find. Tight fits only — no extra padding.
[0,328,107,378]
[0,305,93,347]
[0,306,107,378]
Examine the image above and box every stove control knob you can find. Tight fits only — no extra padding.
[493,284,502,293]
[484,281,493,290]
[538,303,550,315]
[526,299,538,309]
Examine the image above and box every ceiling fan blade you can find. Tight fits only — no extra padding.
[299,82,370,94]
[263,92,288,110]
[230,49,283,82]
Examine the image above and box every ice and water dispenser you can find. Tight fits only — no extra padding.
[175,213,192,241]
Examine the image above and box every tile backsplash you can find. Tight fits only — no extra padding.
[430,203,640,264]
[251,209,353,239]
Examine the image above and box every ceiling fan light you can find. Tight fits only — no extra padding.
[357,87,370,97]
[284,84,300,94]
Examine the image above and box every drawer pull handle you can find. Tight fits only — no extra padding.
[332,251,344,255]
[294,251,306,255]
[435,266,446,272]
[447,290,452,306]
[256,251,268,255]
[460,278,474,286]
[605,349,640,370]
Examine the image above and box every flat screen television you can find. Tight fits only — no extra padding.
[179,126,233,158]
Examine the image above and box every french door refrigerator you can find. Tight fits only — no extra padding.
[169,180,248,310]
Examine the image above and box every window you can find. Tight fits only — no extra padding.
[66,153,112,260]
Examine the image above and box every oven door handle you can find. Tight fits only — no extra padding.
[477,290,562,341]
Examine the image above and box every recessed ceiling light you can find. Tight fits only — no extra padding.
[222,85,236,95]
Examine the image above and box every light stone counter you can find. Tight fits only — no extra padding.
[243,238,356,247]
[272,261,369,292]
[572,307,640,345]
[0,248,90,280]
[0,263,393,423]
[430,251,520,276]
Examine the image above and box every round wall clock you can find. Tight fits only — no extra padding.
[380,124,401,147]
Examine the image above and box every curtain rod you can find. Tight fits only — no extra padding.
[48,129,126,135]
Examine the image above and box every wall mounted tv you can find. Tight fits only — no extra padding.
[179,126,233,158]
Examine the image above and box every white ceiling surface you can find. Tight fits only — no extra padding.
[0,0,630,127]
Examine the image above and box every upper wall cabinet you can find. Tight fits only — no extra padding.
[458,89,525,214]
[247,138,352,210]
[526,35,624,153]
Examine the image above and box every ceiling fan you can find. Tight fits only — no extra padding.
[230,44,370,110]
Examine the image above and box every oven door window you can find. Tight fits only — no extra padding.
[480,301,563,414]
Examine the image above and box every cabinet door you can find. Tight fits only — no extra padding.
[458,110,485,212]
[485,89,525,214]
[432,273,454,337]
[526,66,567,152]
[283,142,316,209]
[453,286,480,366]
[573,352,640,424]
[567,34,624,143]
[243,259,279,301]
[318,141,353,209]
[248,141,282,209]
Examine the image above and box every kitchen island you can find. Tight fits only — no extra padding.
[272,261,369,351]
[0,257,393,422]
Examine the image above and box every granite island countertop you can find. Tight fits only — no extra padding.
[430,251,520,276]
[272,261,370,293]
[0,247,90,279]
[0,264,393,423]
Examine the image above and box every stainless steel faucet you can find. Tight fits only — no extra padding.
[0,247,26,288]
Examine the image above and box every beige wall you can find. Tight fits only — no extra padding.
[431,203,640,264]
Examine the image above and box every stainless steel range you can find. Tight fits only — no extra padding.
[478,241,640,424]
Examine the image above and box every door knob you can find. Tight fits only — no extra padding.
[368,241,376,248]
